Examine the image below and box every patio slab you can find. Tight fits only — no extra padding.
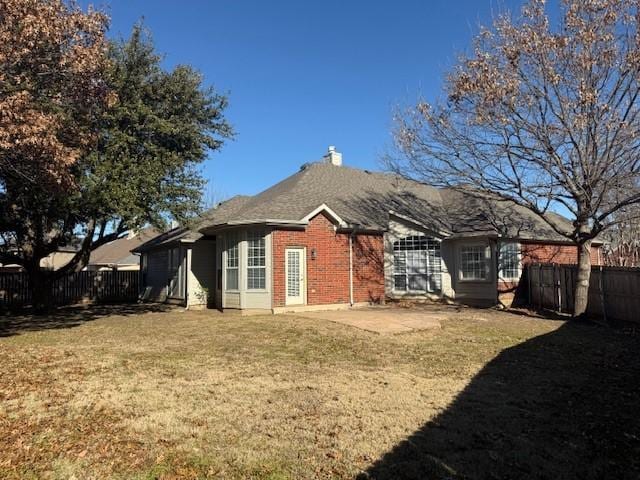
[299,306,445,334]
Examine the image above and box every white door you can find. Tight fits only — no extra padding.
[285,247,306,305]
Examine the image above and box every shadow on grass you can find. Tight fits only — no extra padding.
[0,303,173,338]
[358,321,640,480]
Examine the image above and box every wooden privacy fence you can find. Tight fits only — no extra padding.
[0,270,139,308]
[527,263,640,323]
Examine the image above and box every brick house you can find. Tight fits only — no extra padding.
[134,147,603,312]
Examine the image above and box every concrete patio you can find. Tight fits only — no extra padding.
[297,305,452,334]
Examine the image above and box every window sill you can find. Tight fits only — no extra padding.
[393,289,442,295]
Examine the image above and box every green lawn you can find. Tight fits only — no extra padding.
[0,305,638,479]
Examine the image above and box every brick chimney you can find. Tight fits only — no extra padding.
[323,145,342,166]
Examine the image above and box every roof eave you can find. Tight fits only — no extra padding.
[199,219,309,235]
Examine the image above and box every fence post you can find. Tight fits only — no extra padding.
[527,263,532,307]
[539,264,543,311]
[554,264,561,313]
[599,265,607,324]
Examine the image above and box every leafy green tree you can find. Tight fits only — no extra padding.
[0,22,232,311]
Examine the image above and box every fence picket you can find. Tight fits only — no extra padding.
[0,270,139,308]
[526,263,639,323]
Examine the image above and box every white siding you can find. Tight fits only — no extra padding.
[187,240,216,307]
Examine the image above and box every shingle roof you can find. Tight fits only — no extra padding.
[439,189,575,241]
[131,226,201,253]
[132,196,253,253]
[89,227,161,265]
[198,161,578,243]
[200,162,448,233]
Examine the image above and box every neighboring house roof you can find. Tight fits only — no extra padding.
[197,161,583,244]
[131,226,203,253]
[57,243,82,253]
[89,228,161,266]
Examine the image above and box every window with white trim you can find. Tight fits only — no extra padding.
[393,235,441,293]
[459,244,489,281]
[225,234,239,290]
[499,242,521,280]
[247,231,266,289]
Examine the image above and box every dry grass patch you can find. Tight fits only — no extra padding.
[0,306,638,479]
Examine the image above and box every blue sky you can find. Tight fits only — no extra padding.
[83,0,530,199]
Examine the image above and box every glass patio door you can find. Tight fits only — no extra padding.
[285,247,306,305]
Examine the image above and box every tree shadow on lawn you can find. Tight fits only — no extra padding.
[0,302,173,338]
[358,321,640,480]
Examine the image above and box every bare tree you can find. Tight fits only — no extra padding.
[602,205,640,266]
[390,0,640,317]
[202,182,229,210]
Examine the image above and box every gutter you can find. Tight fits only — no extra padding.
[184,246,191,309]
[349,233,354,306]
[199,219,309,235]
[348,224,363,307]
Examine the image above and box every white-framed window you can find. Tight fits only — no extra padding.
[393,235,442,293]
[225,234,239,290]
[247,231,266,290]
[459,244,489,281]
[499,241,521,280]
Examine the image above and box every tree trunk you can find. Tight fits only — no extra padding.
[573,239,593,319]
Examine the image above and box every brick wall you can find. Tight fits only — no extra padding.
[521,242,602,266]
[353,235,385,303]
[271,213,384,307]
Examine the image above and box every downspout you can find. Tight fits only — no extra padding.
[184,245,191,309]
[349,232,354,306]
[134,252,143,299]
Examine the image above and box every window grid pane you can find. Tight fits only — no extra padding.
[226,234,239,290]
[287,250,300,297]
[460,246,488,280]
[499,242,520,279]
[392,236,441,293]
[247,231,266,290]
[247,268,265,289]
